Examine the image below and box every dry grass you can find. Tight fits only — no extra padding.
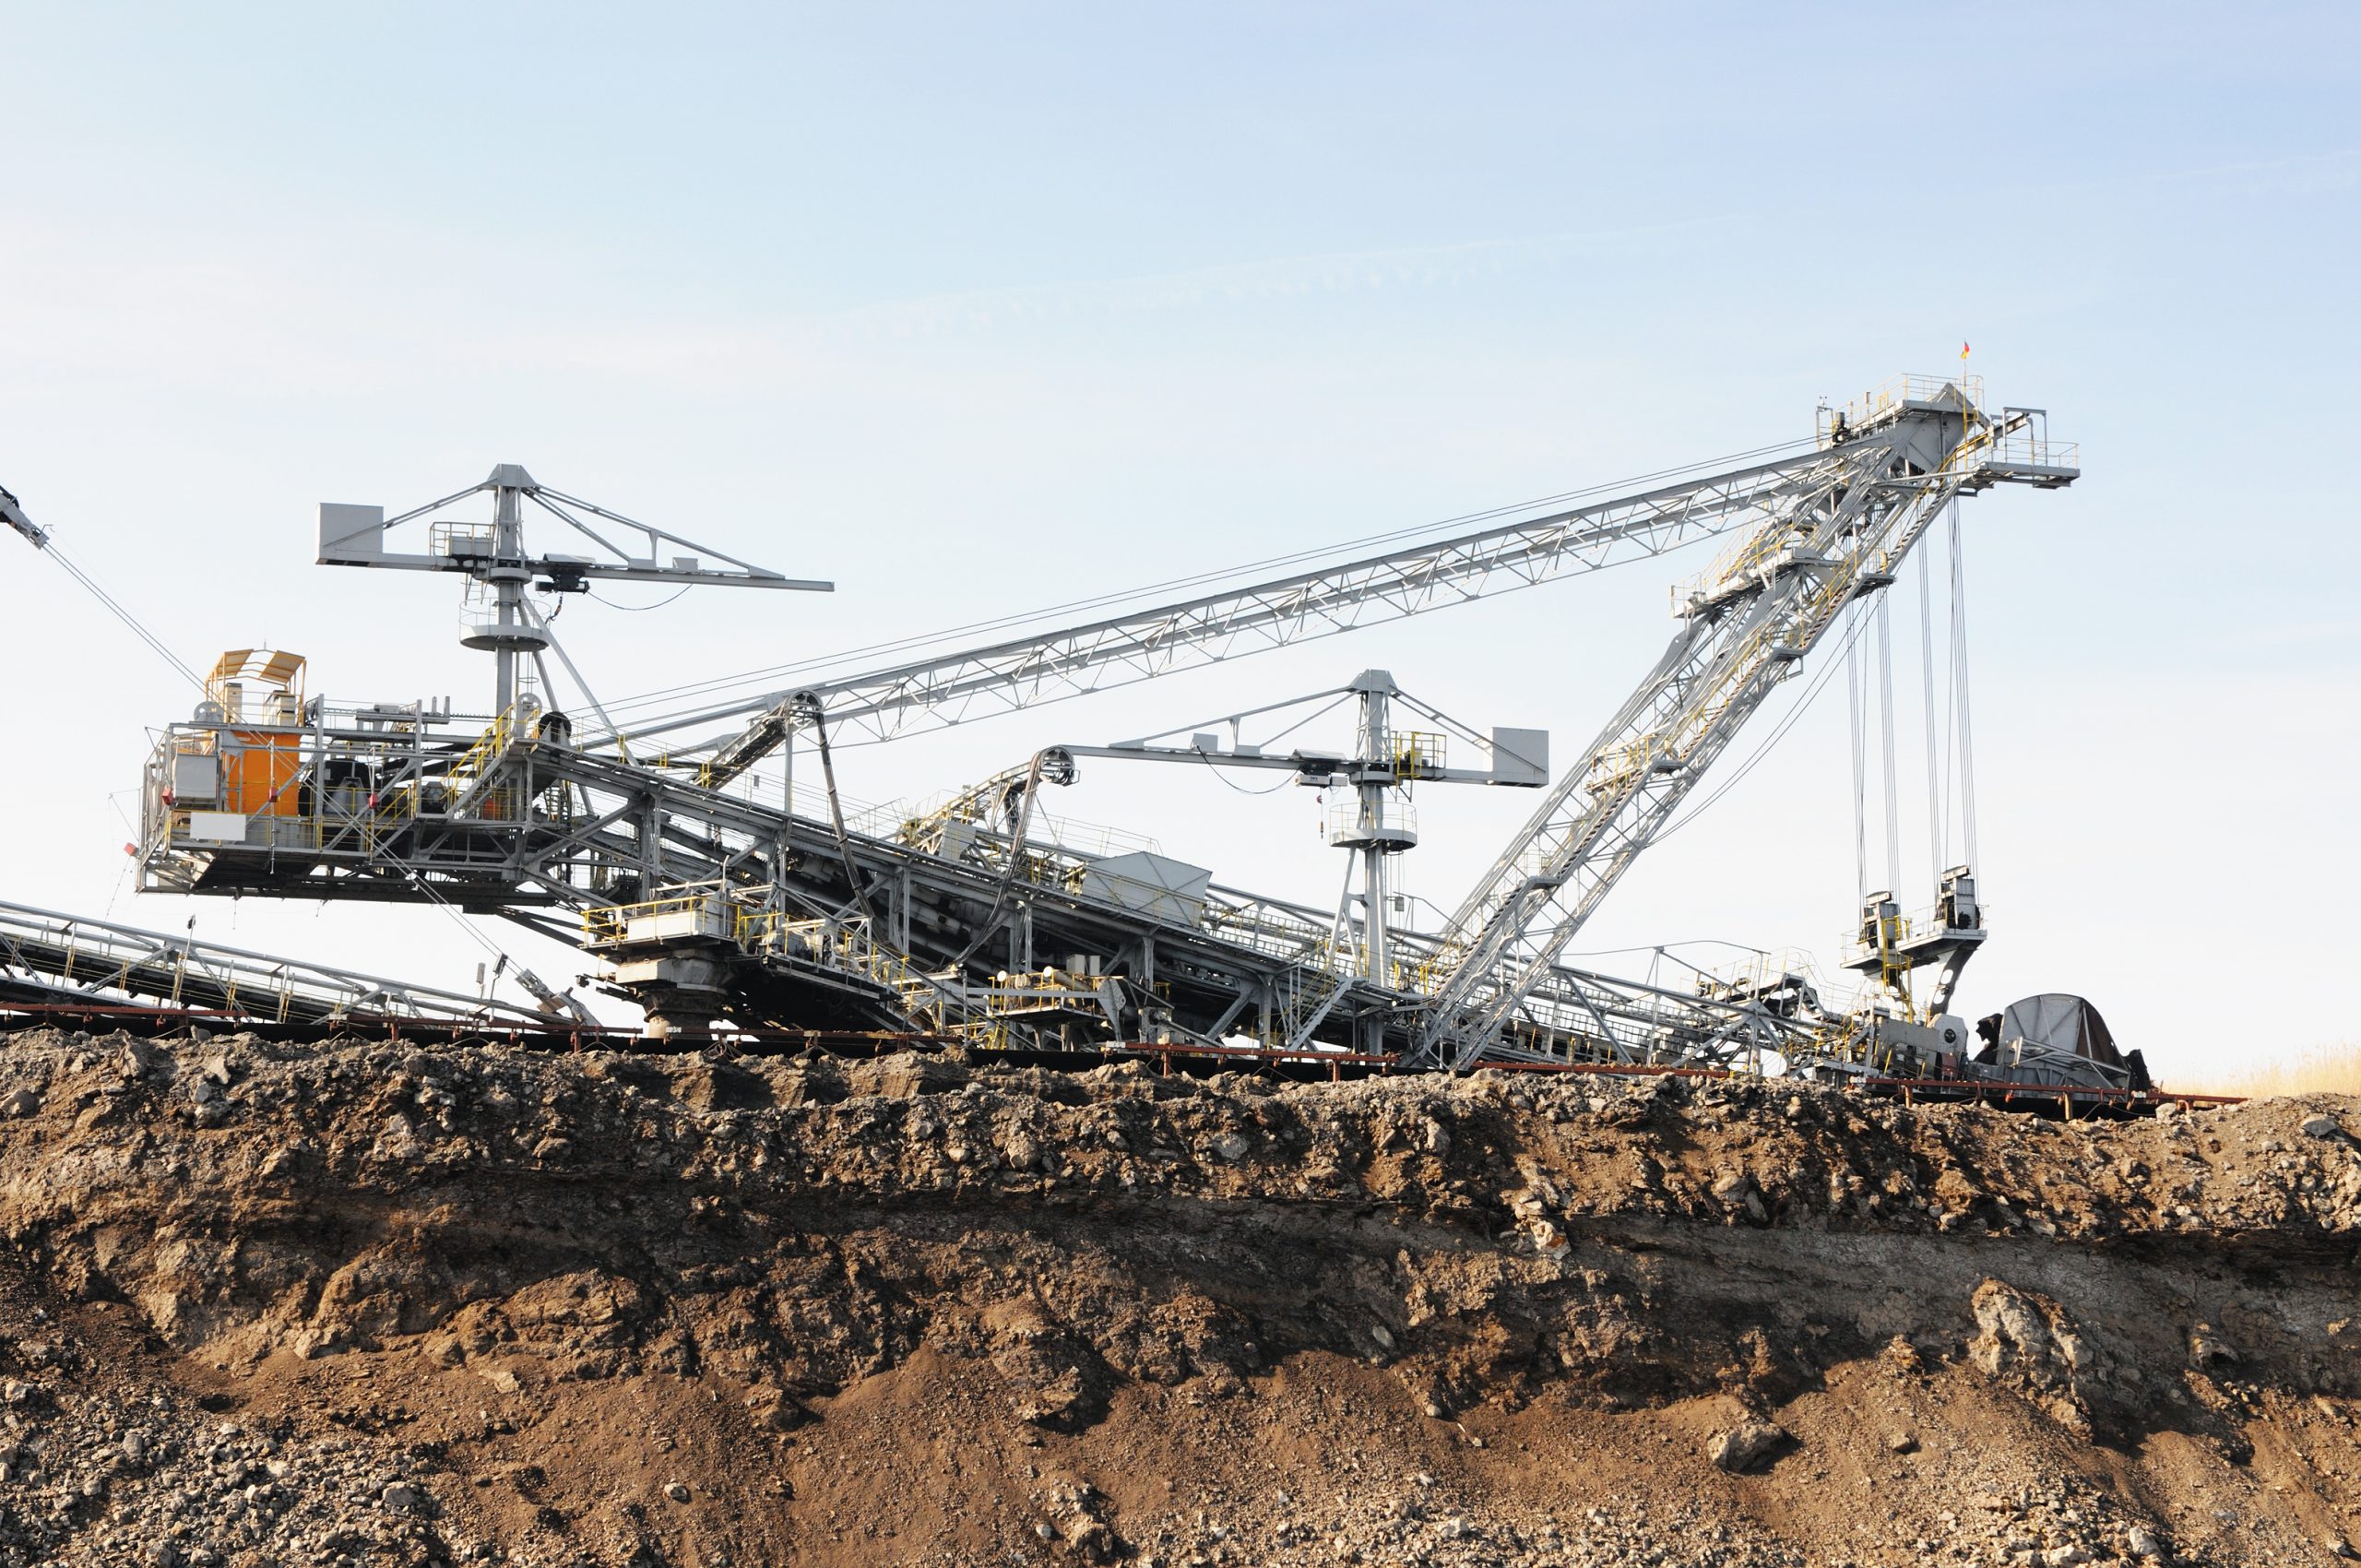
[2183,1041,2361,1099]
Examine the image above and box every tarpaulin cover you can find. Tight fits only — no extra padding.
[1999,992,2122,1067]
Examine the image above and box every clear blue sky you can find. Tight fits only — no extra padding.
[2,3,2354,1079]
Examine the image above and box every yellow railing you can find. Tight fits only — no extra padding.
[438,696,543,821]
[1196,904,1333,965]
[1391,731,1447,771]
[449,703,522,786]
[1406,935,1474,998]
[738,913,945,1021]
[1687,514,1813,607]
[1586,733,1669,795]
[733,908,790,951]
[1841,897,1987,966]
[581,891,727,946]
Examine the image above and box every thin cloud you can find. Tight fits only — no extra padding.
[811,215,1760,343]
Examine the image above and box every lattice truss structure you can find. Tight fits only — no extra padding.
[134,377,2076,1066]
[0,898,550,1029]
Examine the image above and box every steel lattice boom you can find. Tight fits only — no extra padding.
[1406,382,2058,1066]
[603,445,1865,778]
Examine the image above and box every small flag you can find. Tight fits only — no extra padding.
[1960,340,1971,360]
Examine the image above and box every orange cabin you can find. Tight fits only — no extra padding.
[220,732,302,816]
[206,650,307,818]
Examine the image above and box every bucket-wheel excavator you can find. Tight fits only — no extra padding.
[103,374,2126,1090]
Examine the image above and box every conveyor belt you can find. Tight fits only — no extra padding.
[0,898,553,1029]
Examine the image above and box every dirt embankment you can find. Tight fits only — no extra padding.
[0,1028,2353,1567]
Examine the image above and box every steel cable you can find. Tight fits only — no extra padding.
[42,543,204,688]
[595,435,1822,719]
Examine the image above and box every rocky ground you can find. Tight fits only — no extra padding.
[0,1026,2353,1566]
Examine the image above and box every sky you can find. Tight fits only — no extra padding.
[1,2,2355,1084]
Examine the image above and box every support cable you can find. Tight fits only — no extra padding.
[1947,498,1980,868]
[522,598,633,764]
[1655,597,1874,841]
[395,869,502,959]
[1197,754,1298,796]
[386,866,588,1020]
[593,435,1823,719]
[1875,594,1902,897]
[587,587,692,612]
[39,541,205,689]
[1917,546,1944,880]
[1845,601,1867,902]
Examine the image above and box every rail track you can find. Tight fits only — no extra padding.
[0,995,2235,1118]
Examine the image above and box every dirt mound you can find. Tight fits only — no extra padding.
[0,1027,2355,1566]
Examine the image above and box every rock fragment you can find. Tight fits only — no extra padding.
[1707,1421,1790,1473]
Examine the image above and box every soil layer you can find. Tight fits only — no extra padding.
[0,1028,2355,1566]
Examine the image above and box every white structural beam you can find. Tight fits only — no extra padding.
[607,445,1857,782]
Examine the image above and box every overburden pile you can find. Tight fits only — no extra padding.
[0,1027,2354,1565]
